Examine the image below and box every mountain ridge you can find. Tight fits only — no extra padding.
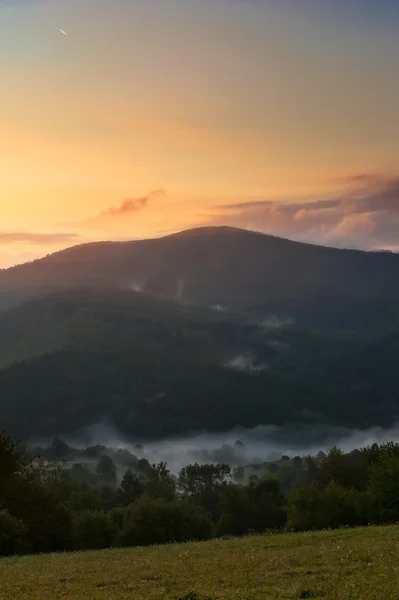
[1,226,399,312]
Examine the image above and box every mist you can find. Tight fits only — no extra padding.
[29,421,399,475]
[128,281,146,293]
[224,354,269,373]
[211,304,226,312]
[260,316,294,331]
[176,278,185,299]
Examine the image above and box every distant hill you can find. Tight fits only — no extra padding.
[0,288,398,441]
[1,227,399,317]
[0,227,399,441]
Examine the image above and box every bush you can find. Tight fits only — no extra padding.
[287,481,361,531]
[365,454,399,524]
[116,495,213,547]
[0,510,29,556]
[71,510,117,550]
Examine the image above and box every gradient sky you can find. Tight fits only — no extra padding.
[1,0,398,267]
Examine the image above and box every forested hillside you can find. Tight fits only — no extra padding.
[0,287,398,440]
[1,227,399,319]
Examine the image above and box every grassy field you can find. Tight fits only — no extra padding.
[1,526,399,600]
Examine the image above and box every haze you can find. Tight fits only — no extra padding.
[1,0,398,267]
[29,421,399,475]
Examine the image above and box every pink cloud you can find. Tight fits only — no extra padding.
[209,175,399,251]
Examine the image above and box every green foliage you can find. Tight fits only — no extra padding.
[2,285,399,441]
[145,462,176,501]
[117,469,145,506]
[3,430,399,557]
[287,481,362,531]
[232,466,244,483]
[178,463,231,521]
[179,463,231,497]
[0,431,28,480]
[0,510,29,556]
[52,437,71,460]
[71,510,117,551]
[365,454,399,523]
[115,496,213,547]
[218,477,286,536]
[96,456,117,486]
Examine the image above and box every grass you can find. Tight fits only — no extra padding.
[1,525,399,599]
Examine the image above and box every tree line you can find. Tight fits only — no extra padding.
[1,431,399,557]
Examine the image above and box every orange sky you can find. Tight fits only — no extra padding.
[0,0,398,267]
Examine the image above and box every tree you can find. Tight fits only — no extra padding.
[308,447,370,492]
[0,510,28,556]
[71,463,93,485]
[366,454,399,523]
[96,456,117,486]
[178,463,231,521]
[247,477,286,531]
[0,431,28,481]
[145,462,176,501]
[116,496,213,547]
[72,510,117,551]
[234,440,245,452]
[117,470,145,506]
[287,481,361,531]
[51,437,71,461]
[218,484,252,536]
[178,463,231,497]
[233,466,245,483]
[219,477,286,536]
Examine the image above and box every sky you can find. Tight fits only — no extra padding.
[0,0,398,267]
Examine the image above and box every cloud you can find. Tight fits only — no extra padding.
[0,232,78,245]
[81,189,166,228]
[210,175,399,251]
[102,190,165,217]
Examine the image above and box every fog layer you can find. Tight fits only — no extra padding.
[29,421,399,474]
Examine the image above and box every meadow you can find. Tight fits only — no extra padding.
[1,525,398,600]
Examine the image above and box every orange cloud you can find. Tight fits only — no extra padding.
[101,189,166,217]
[209,175,399,251]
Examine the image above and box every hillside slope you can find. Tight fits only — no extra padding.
[1,227,399,315]
[1,526,398,600]
[0,288,398,440]
[1,228,399,441]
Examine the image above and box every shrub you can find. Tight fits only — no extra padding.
[0,510,29,556]
[71,510,117,550]
[116,495,213,547]
[287,481,361,530]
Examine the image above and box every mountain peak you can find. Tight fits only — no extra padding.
[165,226,252,238]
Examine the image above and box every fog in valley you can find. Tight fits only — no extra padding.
[29,421,399,474]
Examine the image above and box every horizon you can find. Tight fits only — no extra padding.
[1,0,398,267]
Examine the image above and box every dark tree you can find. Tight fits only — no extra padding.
[178,463,231,521]
[96,456,117,486]
[117,469,145,506]
[52,438,71,461]
[145,462,176,501]
[233,466,245,483]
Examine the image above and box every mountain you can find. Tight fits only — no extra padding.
[0,227,399,442]
[1,227,399,319]
[0,287,398,441]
